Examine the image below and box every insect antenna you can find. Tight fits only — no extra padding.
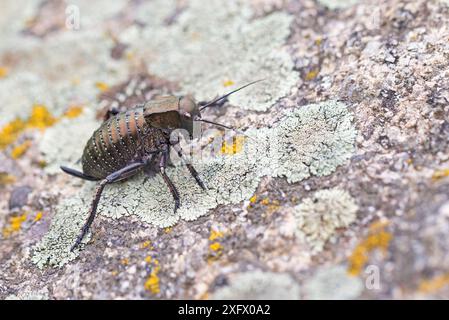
[198,79,265,112]
[197,119,255,141]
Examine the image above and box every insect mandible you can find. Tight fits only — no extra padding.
[61,80,263,251]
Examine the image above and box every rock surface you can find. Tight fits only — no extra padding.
[1,0,449,299]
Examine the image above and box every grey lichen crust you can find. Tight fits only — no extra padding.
[39,108,100,174]
[294,188,358,253]
[303,265,363,300]
[32,100,356,267]
[122,0,298,111]
[317,0,360,10]
[211,270,301,300]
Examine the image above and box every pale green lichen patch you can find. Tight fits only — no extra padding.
[39,108,100,174]
[317,0,360,10]
[211,270,301,300]
[294,188,358,253]
[303,265,363,299]
[31,193,94,268]
[122,0,298,111]
[32,100,356,267]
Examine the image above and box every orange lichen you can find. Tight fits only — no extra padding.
[305,69,319,81]
[221,136,245,155]
[209,242,223,252]
[1,104,83,152]
[121,258,129,266]
[164,227,172,233]
[63,106,83,119]
[261,198,270,205]
[0,118,27,150]
[418,273,449,294]
[144,257,161,294]
[2,213,27,238]
[11,140,32,159]
[141,240,151,249]
[223,79,235,87]
[432,169,449,181]
[249,195,257,204]
[0,66,8,78]
[348,220,392,276]
[34,211,43,222]
[209,229,224,241]
[27,105,57,129]
[95,82,109,92]
[0,173,16,185]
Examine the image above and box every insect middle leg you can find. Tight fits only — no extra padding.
[71,161,145,252]
[159,144,180,213]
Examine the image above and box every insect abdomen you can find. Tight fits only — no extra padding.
[82,107,147,179]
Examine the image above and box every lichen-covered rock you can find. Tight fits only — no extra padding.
[31,100,356,267]
[211,270,301,300]
[294,188,358,253]
[2,0,449,300]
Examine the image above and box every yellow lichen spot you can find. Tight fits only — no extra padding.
[144,269,160,294]
[249,194,257,204]
[95,82,109,92]
[418,273,449,294]
[121,258,129,266]
[38,160,47,168]
[141,240,151,249]
[305,69,319,81]
[432,169,449,181]
[11,140,32,159]
[314,37,323,46]
[221,136,245,155]
[144,256,152,264]
[111,270,118,276]
[209,242,223,252]
[261,198,270,205]
[27,105,57,129]
[164,227,172,233]
[34,211,43,222]
[0,105,58,150]
[223,79,235,87]
[63,106,83,119]
[0,66,8,78]
[0,173,16,185]
[209,229,224,241]
[0,118,27,150]
[2,213,27,238]
[347,221,392,276]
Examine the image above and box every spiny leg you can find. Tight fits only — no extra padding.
[171,143,206,190]
[159,145,180,213]
[71,162,145,252]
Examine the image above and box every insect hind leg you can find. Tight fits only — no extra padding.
[60,166,100,181]
[70,161,145,252]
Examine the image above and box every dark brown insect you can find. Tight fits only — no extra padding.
[61,80,263,251]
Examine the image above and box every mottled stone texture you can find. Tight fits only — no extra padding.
[1,0,449,300]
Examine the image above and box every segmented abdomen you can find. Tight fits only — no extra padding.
[82,107,149,179]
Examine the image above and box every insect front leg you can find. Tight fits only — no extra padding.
[159,144,180,213]
[171,143,206,190]
[71,161,145,252]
